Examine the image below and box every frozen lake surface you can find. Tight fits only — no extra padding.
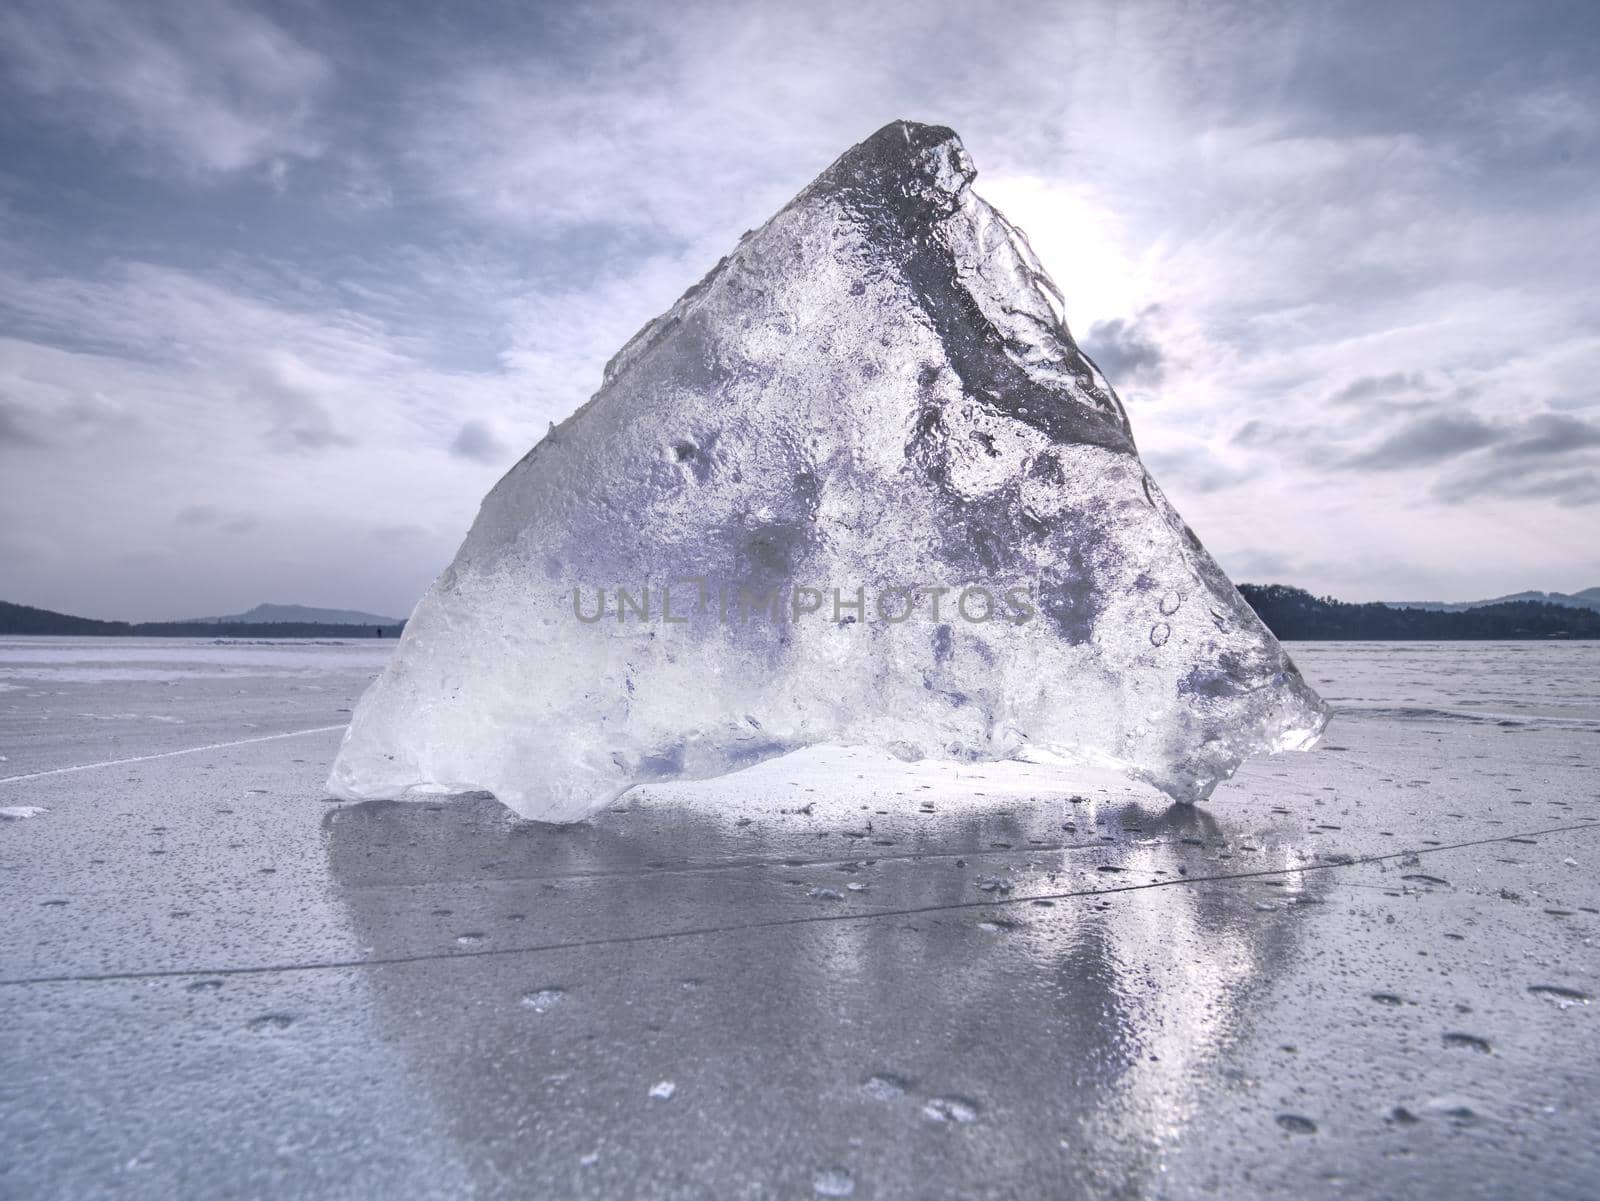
[2,637,1597,1199]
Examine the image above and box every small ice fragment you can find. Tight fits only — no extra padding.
[520,988,565,1013]
[0,806,46,820]
[1528,984,1591,1007]
[975,877,1013,893]
[922,1096,980,1124]
[648,1080,676,1100]
[813,1167,855,1197]
[808,887,844,900]
[1422,1095,1481,1123]
[246,1014,295,1032]
[862,1073,909,1101]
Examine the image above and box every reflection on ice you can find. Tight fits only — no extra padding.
[326,769,1326,1196]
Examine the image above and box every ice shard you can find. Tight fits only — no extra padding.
[328,120,1328,822]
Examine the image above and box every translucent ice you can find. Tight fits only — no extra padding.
[328,120,1328,821]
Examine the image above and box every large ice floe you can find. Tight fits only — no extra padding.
[329,120,1328,821]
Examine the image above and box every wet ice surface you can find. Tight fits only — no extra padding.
[2,637,1598,1199]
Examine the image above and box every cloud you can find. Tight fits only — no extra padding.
[1083,308,1166,386]
[1518,471,1600,506]
[1491,412,1600,458]
[371,524,427,544]
[450,419,508,464]
[0,397,46,446]
[244,354,357,453]
[0,0,327,175]
[1427,412,1600,507]
[174,505,257,534]
[4,0,1600,612]
[1348,408,1600,474]
[0,256,549,617]
[1436,460,1600,507]
[1143,442,1251,494]
[0,357,142,448]
[1338,406,1600,506]
[1230,419,1280,448]
[1328,372,1429,406]
[407,52,805,240]
[1218,547,1304,585]
[1347,412,1498,470]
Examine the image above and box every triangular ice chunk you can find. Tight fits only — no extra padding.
[329,120,1328,821]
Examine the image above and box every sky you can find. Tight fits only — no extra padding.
[1,0,1597,620]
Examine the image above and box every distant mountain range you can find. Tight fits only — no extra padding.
[1380,588,1600,613]
[4,590,1599,641]
[0,599,403,639]
[1241,585,1600,640]
[181,602,402,626]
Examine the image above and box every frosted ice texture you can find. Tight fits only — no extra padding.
[328,121,1329,821]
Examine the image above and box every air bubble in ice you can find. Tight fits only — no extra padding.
[922,1096,980,1123]
[813,1167,855,1197]
[520,988,566,1013]
[862,1073,909,1101]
